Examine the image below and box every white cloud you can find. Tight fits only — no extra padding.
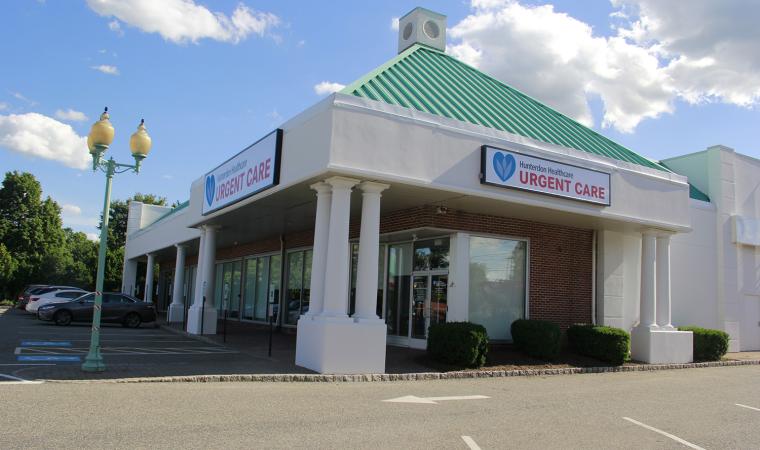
[91,64,119,75]
[613,0,760,107]
[108,19,123,36]
[446,0,760,133]
[390,17,399,31]
[313,81,345,96]
[266,109,282,123]
[55,109,88,122]
[0,102,7,111]
[61,204,82,215]
[86,233,100,242]
[86,0,281,44]
[448,1,671,132]
[0,112,90,169]
[11,91,36,106]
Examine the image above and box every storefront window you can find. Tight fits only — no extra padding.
[269,254,281,323]
[284,249,312,325]
[413,238,450,271]
[386,243,412,337]
[468,236,527,341]
[242,255,276,322]
[214,261,242,318]
[349,243,386,316]
[255,257,269,321]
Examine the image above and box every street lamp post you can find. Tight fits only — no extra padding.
[82,107,152,372]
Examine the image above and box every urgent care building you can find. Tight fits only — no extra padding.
[121,8,758,373]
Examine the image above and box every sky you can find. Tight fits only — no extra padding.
[1,0,759,240]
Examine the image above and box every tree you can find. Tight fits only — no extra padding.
[0,244,17,297]
[0,171,66,297]
[57,228,98,289]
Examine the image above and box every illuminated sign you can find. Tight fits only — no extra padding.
[481,145,611,206]
[202,129,282,215]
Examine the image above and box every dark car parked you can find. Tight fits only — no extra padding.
[37,292,156,328]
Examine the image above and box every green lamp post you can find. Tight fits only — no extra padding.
[82,107,153,372]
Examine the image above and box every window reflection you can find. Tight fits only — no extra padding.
[468,236,527,341]
[284,249,312,325]
[413,238,450,271]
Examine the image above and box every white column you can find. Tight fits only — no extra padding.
[656,233,674,329]
[639,231,657,328]
[144,253,155,303]
[193,228,206,307]
[354,181,389,321]
[121,258,138,296]
[319,176,359,318]
[304,182,332,318]
[201,226,218,308]
[187,225,218,335]
[168,244,187,323]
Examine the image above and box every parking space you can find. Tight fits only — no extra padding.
[0,307,307,380]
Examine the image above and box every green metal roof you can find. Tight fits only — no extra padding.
[659,161,711,202]
[342,44,707,200]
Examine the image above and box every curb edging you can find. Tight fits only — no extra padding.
[46,358,760,384]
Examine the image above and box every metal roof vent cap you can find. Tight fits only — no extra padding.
[397,7,446,54]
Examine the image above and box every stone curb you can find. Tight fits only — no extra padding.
[45,358,760,384]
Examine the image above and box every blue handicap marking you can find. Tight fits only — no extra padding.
[20,341,72,347]
[17,355,81,362]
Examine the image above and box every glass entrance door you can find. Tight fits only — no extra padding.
[409,273,448,346]
[411,275,428,340]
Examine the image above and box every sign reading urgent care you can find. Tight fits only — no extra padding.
[202,129,283,215]
[480,145,611,206]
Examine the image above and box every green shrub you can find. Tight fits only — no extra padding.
[567,324,630,365]
[678,326,729,361]
[511,319,561,359]
[427,322,489,368]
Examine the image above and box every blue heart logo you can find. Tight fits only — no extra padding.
[493,152,516,182]
[205,175,215,206]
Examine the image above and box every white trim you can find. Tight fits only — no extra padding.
[327,164,693,233]
[333,93,689,186]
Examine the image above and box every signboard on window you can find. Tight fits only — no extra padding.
[480,145,611,206]
[202,129,282,215]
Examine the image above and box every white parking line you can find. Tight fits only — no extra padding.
[14,346,238,356]
[0,374,43,385]
[736,403,760,412]
[622,417,705,450]
[461,436,482,450]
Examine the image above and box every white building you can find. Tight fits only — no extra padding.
[664,146,760,352]
[118,7,760,374]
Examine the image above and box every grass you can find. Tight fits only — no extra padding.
[0,299,15,307]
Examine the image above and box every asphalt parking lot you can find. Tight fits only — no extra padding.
[2,364,759,449]
[0,307,307,380]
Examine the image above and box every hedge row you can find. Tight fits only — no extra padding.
[567,324,630,365]
[427,322,489,368]
[678,326,729,361]
[511,319,561,359]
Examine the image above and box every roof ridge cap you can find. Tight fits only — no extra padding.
[340,44,425,95]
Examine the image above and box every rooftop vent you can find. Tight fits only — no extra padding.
[397,7,446,54]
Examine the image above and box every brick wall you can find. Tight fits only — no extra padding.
[162,205,593,329]
[373,206,594,329]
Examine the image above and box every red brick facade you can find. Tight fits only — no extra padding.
[163,205,594,329]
